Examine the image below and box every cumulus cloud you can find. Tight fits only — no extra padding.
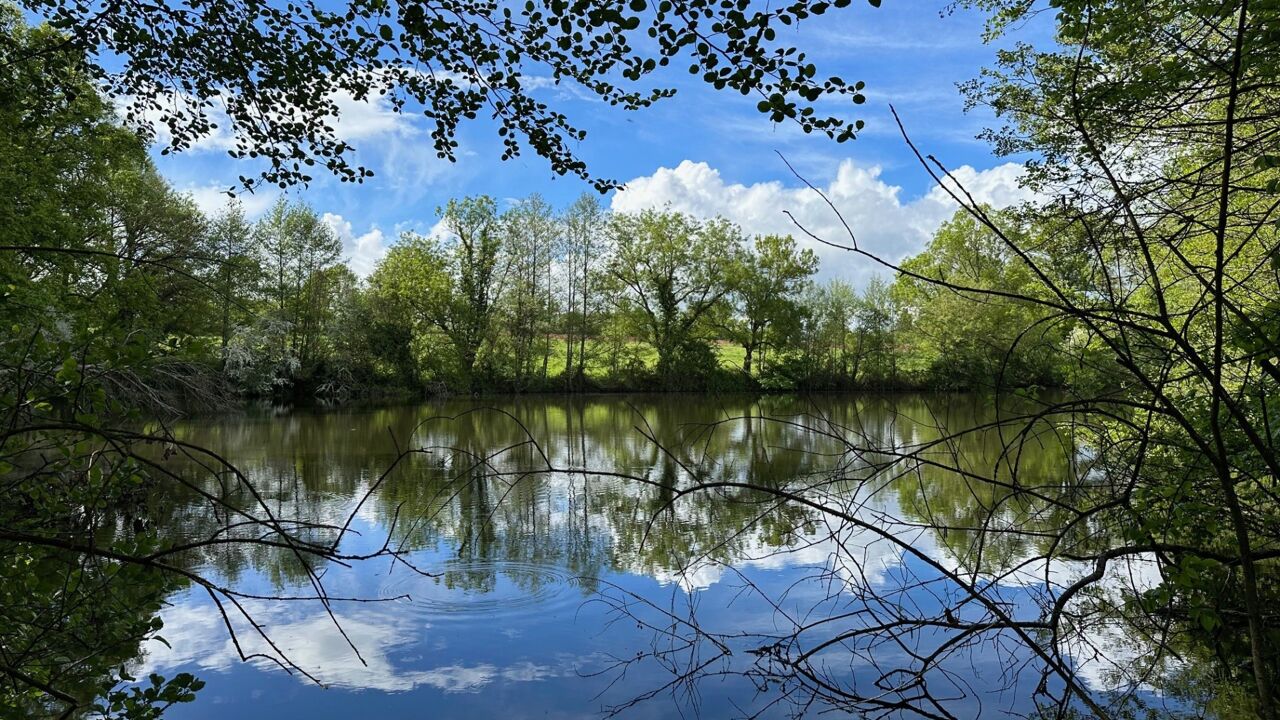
[610,159,1035,285]
[323,213,390,278]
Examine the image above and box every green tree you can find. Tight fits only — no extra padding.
[791,278,857,385]
[896,0,1280,712]
[850,275,896,385]
[561,193,609,388]
[249,198,342,386]
[94,159,211,343]
[343,277,422,391]
[204,200,259,362]
[0,3,128,268]
[375,197,507,392]
[725,233,817,376]
[501,194,559,386]
[892,210,1064,389]
[1,11,216,713]
[606,210,744,385]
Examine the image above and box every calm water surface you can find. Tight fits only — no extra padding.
[138,394,1149,718]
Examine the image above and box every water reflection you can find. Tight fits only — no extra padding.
[140,394,1164,718]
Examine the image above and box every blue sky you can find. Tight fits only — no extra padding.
[150,0,1050,283]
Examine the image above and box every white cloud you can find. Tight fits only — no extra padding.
[139,600,560,693]
[329,89,420,141]
[610,159,1034,285]
[924,162,1033,209]
[183,184,278,219]
[115,93,237,153]
[122,85,417,158]
[323,213,390,278]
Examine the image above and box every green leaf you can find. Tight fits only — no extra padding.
[56,356,79,383]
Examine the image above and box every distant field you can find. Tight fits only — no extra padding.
[532,338,747,381]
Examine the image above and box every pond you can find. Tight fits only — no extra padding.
[138,393,1168,719]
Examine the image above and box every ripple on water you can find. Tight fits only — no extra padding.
[379,560,584,623]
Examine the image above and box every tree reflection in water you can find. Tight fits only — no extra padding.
[143,394,1173,719]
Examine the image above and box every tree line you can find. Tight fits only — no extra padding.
[58,181,1070,399]
[145,187,1076,396]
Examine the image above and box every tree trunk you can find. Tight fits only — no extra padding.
[564,331,574,391]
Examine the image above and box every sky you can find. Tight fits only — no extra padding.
[149,0,1052,286]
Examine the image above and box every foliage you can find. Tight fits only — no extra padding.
[4,0,1076,400]
[501,194,560,387]
[605,209,745,385]
[892,209,1067,389]
[0,13,424,716]
[373,197,508,392]
[939,0,1280,712]
[205,201,258,357]
[222,314,300,394]
[18,0,1280,714]
[721,233,818,377]
[560,193,609,389]
[17,0,877,191]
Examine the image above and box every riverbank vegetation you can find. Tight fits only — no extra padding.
[0,32,1067,402]
[3,0,1280,717]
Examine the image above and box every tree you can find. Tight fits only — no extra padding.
[375,197,508,392]
[1,12,384,714]
[501,194,559,386]
[96,159,210,340]
[440,196,508,390]
[793,278,857,384]
[14,0,877,191]
[2,2,214,367]
[653,0,1280,714]
[351,274,422,391]
[892,209,1063,389]
[957,0,1280,710]
[205,200,259,361]
[2,5,213,351]
[0,3,127,267]
[850,275,896,385]
[606,209,743,385]
[725,233,817,376]
[250,197,343,386]
[561,193,609,389]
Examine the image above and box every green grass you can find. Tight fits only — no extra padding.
[715,343,747,370]
[533,337,746,382]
